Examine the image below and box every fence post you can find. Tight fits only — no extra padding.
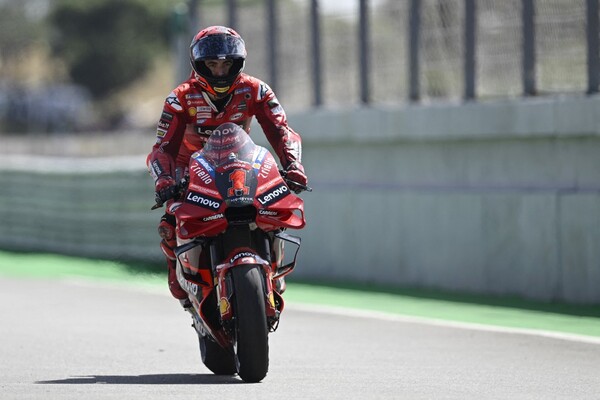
[409,0,421,102]
[359,0,370,104]
[464,0,476,100]
[266,0,278,93]
[522,0,536,96]
[587,0,599,94]
[227,0,238,30]
[189,0,199,32]
[311,0,323,107]
[171,3,191,84]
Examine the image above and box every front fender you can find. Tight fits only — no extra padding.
[215,249,276,321]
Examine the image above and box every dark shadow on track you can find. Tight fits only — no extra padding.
[36,374,243,385]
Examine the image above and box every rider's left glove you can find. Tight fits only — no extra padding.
[155,176,177,205]
[285,162,308,193]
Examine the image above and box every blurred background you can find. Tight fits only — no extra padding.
[1,0,599,304]
[0,0,592,133]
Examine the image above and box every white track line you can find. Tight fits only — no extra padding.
[287,302,600,346]
[62,277,600,346]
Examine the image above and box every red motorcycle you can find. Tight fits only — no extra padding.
[155,122,308,383]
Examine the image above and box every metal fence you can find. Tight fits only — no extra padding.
[181,0,598,111]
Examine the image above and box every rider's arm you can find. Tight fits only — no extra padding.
[252,81,303,170]
[147,88,188,182]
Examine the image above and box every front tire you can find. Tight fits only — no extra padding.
[232,264,269,383]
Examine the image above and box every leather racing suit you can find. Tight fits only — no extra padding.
[147,72,303,301]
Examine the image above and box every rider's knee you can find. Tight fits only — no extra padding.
[158,214,176,240]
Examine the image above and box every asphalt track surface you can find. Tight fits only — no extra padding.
[1,275,600,400]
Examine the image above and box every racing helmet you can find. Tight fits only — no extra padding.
[190,26,247,96]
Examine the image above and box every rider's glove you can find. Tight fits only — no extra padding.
[155,176,177,205]
[285,162,308,193]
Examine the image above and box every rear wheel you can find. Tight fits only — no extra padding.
[232,264,269,383]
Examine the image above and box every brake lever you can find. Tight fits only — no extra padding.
[285,179,313,193]
[151,177,189,210]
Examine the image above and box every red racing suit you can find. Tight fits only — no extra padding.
[146,72,303,301]
[147,72,302,183]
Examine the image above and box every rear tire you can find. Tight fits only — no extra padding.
[232,264,269,383]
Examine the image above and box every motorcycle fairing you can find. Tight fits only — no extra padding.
[176,142,305,239]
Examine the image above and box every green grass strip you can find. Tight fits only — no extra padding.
[1,250,599,338]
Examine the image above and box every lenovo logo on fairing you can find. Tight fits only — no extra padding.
[257,184,289,206]
[185,191,221,210]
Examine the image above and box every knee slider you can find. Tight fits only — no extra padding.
[158,216,176,241]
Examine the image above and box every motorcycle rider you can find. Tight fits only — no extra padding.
[147,26,307,306]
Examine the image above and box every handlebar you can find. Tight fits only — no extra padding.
[152,170,311,210]
[279,169,313,193]
[151,176,189,210]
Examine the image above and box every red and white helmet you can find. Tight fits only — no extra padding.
[189,26,247,96]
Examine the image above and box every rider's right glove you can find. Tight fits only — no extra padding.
[155,176,177,205]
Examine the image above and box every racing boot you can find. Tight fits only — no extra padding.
[161,241,188,301]
[158,214,190,307]
[160,239,190,309]
[168,258,192,309]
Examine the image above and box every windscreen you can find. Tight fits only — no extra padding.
[201,122,255,167]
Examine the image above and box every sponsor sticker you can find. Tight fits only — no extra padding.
[190,163,213,185]
[234,87,251,95]
[229,112,244,121]
[219,297,230,315]
[203,213,224,222]
[158,120,170,130]
[189,183,220,197]
[257,183,289,206]
[259,209,278,216]
[184,190,222,210]
[270,105,284,115]
[254,147,268,165]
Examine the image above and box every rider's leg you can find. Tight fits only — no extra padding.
[158,213,188,300]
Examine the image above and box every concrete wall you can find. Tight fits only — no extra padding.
[281,96,600,304]
[1,95,599,303]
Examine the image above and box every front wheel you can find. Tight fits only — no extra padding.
[232,264,269,383]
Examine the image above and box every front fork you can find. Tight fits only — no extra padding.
[175,228,302,336]
[214,230,302,333]
[214,250,280,332]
